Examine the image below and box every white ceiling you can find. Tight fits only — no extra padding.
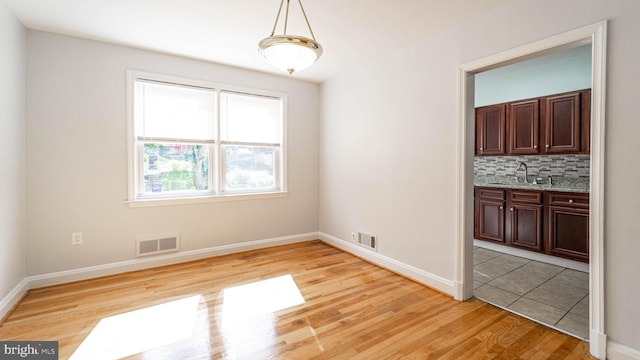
[4,0,510,83]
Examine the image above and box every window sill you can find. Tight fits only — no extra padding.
[126,191,289,208]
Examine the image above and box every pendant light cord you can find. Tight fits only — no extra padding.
[269,0,286,37]
[297,0,317,41]
[269,0,317,41]
[284,0,290,35]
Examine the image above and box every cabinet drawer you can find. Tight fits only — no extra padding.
[477,188,505,200]
[547,192,589,209]
[509,190,543,204]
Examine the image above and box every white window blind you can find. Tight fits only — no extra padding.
[136,81,216,141]
[220,92,282,145]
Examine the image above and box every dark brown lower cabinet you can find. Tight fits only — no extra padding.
[507,190,543,251]
[476,188,506,244]
[546,192,590,263]
[474,187,589,263]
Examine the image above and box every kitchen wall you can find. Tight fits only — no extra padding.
[475,45,592,107]
[26,31,319,276]
[0,0,26,309]
[474,155,590,178]
[320,0,640,353]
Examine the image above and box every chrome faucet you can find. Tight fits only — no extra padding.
[516,162,528,183]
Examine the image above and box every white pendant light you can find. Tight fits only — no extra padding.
[259,0,323,75]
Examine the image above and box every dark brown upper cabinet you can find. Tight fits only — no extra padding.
[582,90,591,154]
[543,92,581,154]
[475,89,590,156]
[475,104,506,156]
[508,99,540,155]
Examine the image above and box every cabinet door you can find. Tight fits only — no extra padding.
[478,199,505,243]
[547,206,589,262]
[476,104,506,155]
[544,92,581,153]
[508,99,539,155]
[507,204,543,251]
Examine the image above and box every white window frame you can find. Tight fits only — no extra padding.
[126,70,288,207]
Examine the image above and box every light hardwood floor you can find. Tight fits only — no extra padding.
[0,241,593,359]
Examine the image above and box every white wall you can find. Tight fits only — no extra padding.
[475,44,592,106]
[0,0,26,304]
[26,31,319,276]
[320,0,640,353]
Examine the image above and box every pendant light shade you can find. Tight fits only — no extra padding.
[259,0,323,75]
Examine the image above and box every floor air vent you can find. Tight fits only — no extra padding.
[136,233,180,257]
[357,231,378,252]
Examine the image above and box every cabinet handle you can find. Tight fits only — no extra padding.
[510,207,514,212]
[534,145,538,149]
[545,144,550,148]
[499,206,503,210]
[569,199,574,204]
[480,147,483,152]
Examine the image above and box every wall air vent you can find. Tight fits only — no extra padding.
[357,231,378,252]
[136,233,180,257]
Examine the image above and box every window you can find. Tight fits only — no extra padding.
[127,71,286,205]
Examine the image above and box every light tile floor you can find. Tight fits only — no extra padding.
[473,246,589,339]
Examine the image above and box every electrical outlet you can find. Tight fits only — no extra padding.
[71,232,83,245]
[351,232,357,242]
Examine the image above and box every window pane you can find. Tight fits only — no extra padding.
[143,143,209,194]
[220,93,282,143]
[224,145,276,191]
[138,81,216,140]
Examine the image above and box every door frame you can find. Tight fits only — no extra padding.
[454,21,607,358]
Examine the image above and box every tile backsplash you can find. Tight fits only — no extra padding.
[474,155,590,178]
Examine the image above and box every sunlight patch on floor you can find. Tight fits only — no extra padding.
[70,295,201,360]
[222,274,305,321]
[219,274,306,358]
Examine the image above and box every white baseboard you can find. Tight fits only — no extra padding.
[0,278,29,322]
[319,232,455,295]
[1,232,319,319]
[608,341,640,360]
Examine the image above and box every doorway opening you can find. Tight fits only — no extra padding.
[472,45,591,340]
[455,21,607,359]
